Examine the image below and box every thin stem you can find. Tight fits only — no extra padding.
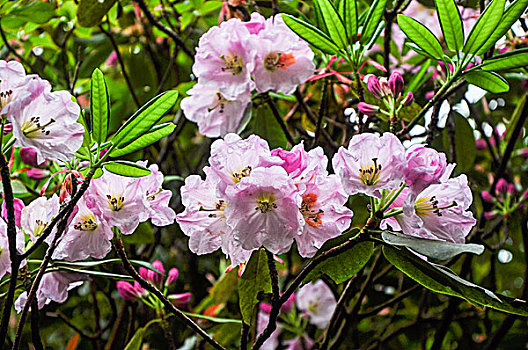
[266,95,295,146]
[30,299,44,350]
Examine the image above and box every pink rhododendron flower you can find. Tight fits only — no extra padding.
[168,292,192,307]
[404,144,447,195]
[193,18,257,98]
[20,147,46,167]
[20,195,60,243]
[332,133,406,197]
[1,197,25,227]
[166,268,179,285]
[252,15,315,94]
[284,336,315,350]
[257,311,281,350]
[52,200,112,261]
[296,280,337,328]
[224,166,304,254]
[180,82,251,137]
[11,91,84,164]
[15,272,86,312]
[271,143,309,179]
[138,163,176,226]
[87,169,148,235]
[243,12,266,34]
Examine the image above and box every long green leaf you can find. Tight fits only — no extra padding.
[282,14,341,54]
[464,70,510,93]
[435,0,464,52]
[183,312,242,324]
[381,231,484,260]
[103,160,152,177]
[397,15,445,60]
[463,0,506,54]
[110,123,176,157]
[360,0,389,45]
[477,0,528,55]
[315,0,348,48]
[478,48,528,71]
[90,68,109,145]
[112,91,178,148]
[338,0,358,40]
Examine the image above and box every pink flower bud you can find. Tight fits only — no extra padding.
[367,75,383,99]
[259,302,272,314]
[496,178,509,194]
[134,281,148,298]
[20,147,46,167]
[117,281,139,301]
[379,78,392,97]
[484,211,498,220]
[357,102,380,116]
[481,191,494,203]
[475,139,487,151]
[402,91,414,106]
[139,267,150,281]
[27,168,49,180]
[169,292,192,307]
[1,197,24,227]
[3,124,12,134]
[152,260,165,274]
[521,189,528,201]
[166,268,179,285]
[425,91,435,100]
[281,293,296,313]
[507,184,516,195]
[388,72,404,97]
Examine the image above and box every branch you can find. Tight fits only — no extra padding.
[266,95,295,146]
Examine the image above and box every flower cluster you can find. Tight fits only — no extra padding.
[258,280,337,349]
[117,260,191,308]
[482,178,528,220]
[181,13,315,137]
[176,133,353,267]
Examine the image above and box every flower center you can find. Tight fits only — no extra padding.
[307,300,321,315]
[74,213,98,231]
[199,199,227,219]
[300,193,324,228]
[146,188,162,201]
[34,219,48,237]
[264,52,296,72]
[359,158,382,186]
[232,166,252,183]
[415,196,457,217]
[20,116,54,139]
[0,90,13,109]
[220,54,244,75]
[106,194,125,212]
[255,194,277,213]
[208,92,228,114]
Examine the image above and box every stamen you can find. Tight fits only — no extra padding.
[220,54,244,75]
[21,117,55,138]
[106,194,125,212]
[359,158,382,186]
[255,194,277,213]
[232,166,252,183]
[74,214,98,231]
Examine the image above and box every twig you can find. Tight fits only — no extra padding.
[112,236,226,350]
[30,299,44,350]
[0,20,37,73]
[266,95,296,146]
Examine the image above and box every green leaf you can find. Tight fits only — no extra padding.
[103,160,151,177]
[404,59,433,93]
[90,68,110,145]
[383,246,528,316]
[238,249,272,325]
[58,267,132,280]
[8,2,55,24]
[434,0,464,52]
[183,312,242,324]
[77,0,118,27]
[314,0,348,48]
[397,15,444,60]
[122,222,154,244]
[51,259,162,274]
[478,48,528,71]
[504,94,526,144]
[464,70,510,93]
[477,0,528,55]
[248,105,288,149]
[109,123,176,157]
[381,231,484,260]
[360,0,389,45]
[338,0,358,40]
[124,328,144,350]
[112,91,178,148]
[442,113,476,172]
[463,0,506,54]
[282,14,341,54]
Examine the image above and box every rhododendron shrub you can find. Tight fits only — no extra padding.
[1,0,528,349]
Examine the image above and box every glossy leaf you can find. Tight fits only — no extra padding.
[463,0,506,54]
[77,0,118,27]
[238,249,272,325]
[103,160,151,177]
[477,0,528,55]
[478,48,528,71]
[315,0,348,48]
[435,0,464,52]
[442,113,477,172]
[464,70,510,93]
[381,231,484,260]
[109,123,176,157]
[397,15,444,60]
[361,0,389,45]
[112,91,178,148]
[248,105,288,149]
[90,68,110,145]
[282,14,341,54]
[338,0,358,39]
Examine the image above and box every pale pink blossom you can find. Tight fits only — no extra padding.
[0,220,26,279]
[11,91,84,164]
[271,143,309,179]
[332,133,406,197]
[257,311,281,350]
[193,19,257,98]
[224,166,304,254]
[181,82,251,137]
[243,12,266,34]
[404,144,447,203]
[284,336,314,350]
[296,280,337,328]
[252,15,315,94]
[52,199,113,261]
[1,197,25,227]
[138,163,176,226]
[20,195,60,243]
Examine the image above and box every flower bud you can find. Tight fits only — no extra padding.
[117,281,139,301]
[475,139,487,151]
[367,75,383,99]
[357,102,380,116]
[484,211,498,220]
[379,78,391,97]
[3,123,12,134]
[166,268,179,286]
[259,302,272,314]
[388,71,404,97]
[521,189,528,202]
[507,184,516,195]
[1,197,24,227]
[139,267,150,281]
[402,92,414,106]
[481,191,494,203]
[20,147,46,167]
[496,178,509,194]
[27,168,49,180]
[134,281,148,298]
[169,292,192,307]
[281,293,296,313]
